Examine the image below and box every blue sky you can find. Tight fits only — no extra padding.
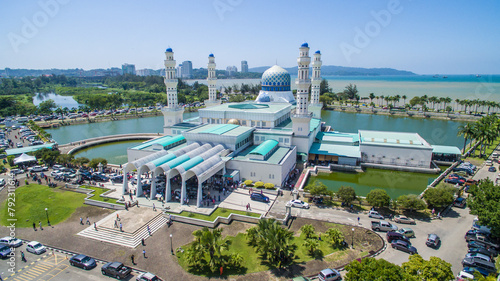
[1,0,499,74]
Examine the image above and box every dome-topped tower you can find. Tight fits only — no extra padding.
[255,65,295,104]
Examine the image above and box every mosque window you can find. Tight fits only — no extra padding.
[285,138,289,143]
[279,138,283,143]
[261,136,265,141]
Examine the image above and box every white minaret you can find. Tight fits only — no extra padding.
[292,43,312,138]
[162,47,184,134]
[205,53,220,107]
[309,50,323,118]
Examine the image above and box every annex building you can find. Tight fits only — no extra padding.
[121,44,461,208]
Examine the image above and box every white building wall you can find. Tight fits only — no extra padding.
[360,144,433,168]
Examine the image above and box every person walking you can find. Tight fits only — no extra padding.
[142,249,146,258]
[357,217,360,225]
[141,238,145,246]
[152,203,156,211]
[33,222,36,231]
[86,217,90,225]
[130,254,135,265]
[21,251,26,262]
[94,222,97,231]
[119,222,123,232]
[147,225,151,236]
[80,217,83,225]
[39,221,43,230]
[114,220,118,228]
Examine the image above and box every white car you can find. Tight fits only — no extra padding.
[29,166,46,172]
[51,170,63,177]
[136,272,161,281]
[288,200,310,209]
[26,241,46,255]
[10,169,24,175]
[0,179,5,187]
[368,210,384,219]
[485,160,493,166]
[0,236,23,248]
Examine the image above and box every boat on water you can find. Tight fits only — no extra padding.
[433,75,439,78]
[476,74,481,78]
[443,76,448,78]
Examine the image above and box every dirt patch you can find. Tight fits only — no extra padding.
[220,221,254,238]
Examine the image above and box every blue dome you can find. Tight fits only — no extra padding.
[209,53,214,57]
[261,65,291,92]
[166,48,173,52]
[301,42,309,48]
[315,50,321,54]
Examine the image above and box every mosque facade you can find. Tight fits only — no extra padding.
[121,44,461,208]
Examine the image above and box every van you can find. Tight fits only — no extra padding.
[462,257,497,273]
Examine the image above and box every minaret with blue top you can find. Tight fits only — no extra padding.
[205,53,220,107]
[309,50,323,118]
[162,47,184,135]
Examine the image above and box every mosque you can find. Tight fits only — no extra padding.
[121,43,461,208]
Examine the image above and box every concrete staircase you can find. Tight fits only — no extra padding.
[77,213,168,248]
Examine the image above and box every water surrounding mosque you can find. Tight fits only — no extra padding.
[73,140,144,165]
[306,168,437,199]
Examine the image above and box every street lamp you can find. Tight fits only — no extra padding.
[351,228,354,248]
[45,208,50,226]
[170,234,173,255]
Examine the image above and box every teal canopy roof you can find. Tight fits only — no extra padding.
[6,143,55,156]
[150,153,176,167]
[309,143,361,158]
[181,156,204,171]
[131,135,185,150]
[249,139,279,156]
[432,145,462,155]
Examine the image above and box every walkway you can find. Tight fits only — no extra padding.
[58,133,159,154]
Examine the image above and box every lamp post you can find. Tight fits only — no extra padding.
[45,208,50,226]
[170,234,173,255]
[351,228,354,248]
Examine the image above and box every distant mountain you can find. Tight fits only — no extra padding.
[249,65,415,76]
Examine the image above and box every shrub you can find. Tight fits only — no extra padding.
[254,181,264,188]
[264,183,275,189]
[244,180,253,186]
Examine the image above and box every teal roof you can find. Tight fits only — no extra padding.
[6,143,55,156]
[150,153,177,167]
[200,124,239,135]
[131,135,185,150]
[359,130,431,148]
[316,132,359,144]
[181,156,204,170]
[166,154,190,169]
[309,143,361,158]
[250,140,279,156]
[232,146,290,164]
[432,145,462,155]
[310,118,321,132]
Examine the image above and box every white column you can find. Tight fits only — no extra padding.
[197,181,202,208]
[136,169,143,197]
[180,177,186,205]
[150,171,158,199]
[166,173,172,201]
[122,170,128,195]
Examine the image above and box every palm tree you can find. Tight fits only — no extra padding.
[302,239,319,256]
[369,93,375,105]
[395,95,401,107]
[455,98,460,112]
[191,227,231,272]
[402,95,407,107]
[325,228,345,248]
[300,224,316,239]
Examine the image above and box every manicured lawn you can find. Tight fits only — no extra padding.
[172,207,260,221]
[0,184,86,228]
[177,230,346,277]
[79,185,121,204]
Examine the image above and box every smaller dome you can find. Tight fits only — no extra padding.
[301,42,309,48]
[209,53,214,57]
[255,92,271,103]
[227,119,240,125]
[166,48,173,52]
[315,50,321,54]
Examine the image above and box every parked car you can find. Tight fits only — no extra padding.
[397,228,415,238]
[136,272,162,281]
[469,235,499,250]
[29,165,47,172]
[371,220,398,232]
[51,170,63,177]
[465,253,492,262]
[10,169,25,175]
[52,164,64,170]
[444,178,465,185]
[462,257,497,273]
[111,176,123,183]
[368,210,384,219]
[288,200,309,209]
[250,193,269,203]
[69,254,97,270]
[468,247,495,258]
[101,262,132,279]
[488,166,496,172]
[485,160,493,166]
[0,236,23,247]
[462,266,493,277]
[386,231,410,243]
[426,233,441,248]
[0,179,5,187]
[318,268,341,281]
[391,240,417,254]
[26,241,46,255]
[453,197,466,208]
[0,243,12,259]
[394,215,416,225]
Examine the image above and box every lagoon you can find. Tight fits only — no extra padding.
[33,92,80,109]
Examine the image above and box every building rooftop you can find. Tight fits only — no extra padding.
[250,140,278,156]
[199,102,291,114]
[232,145,290,165]
[359,130,431,149]
[6,143,55,156]
[187,124,254,137]
[431,145,462,155]
[130,135,185,151]
[316,131,359,144]
[309,143,361,158]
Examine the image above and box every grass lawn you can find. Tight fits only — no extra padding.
[177,228,346,277]
[466,137,500,163]
[0,184,86,228]
[171,207,260,221]
[79,185,121,204]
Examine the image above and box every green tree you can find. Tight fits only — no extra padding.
[304,181,333,197]
[343,83,358,100]
[320,79,331,94]
[38,99,57,115]
[31,148,60,166]
[457,122,475,153]
[344,258,416,281]
[397,194,426,212]
[245,219,296,268]
[423,186,455,208]
[88,157,108,169]
[302,238,319,256]
[366,189,391,208]
[336,186,357,206]
[402,254,454,281]
[468,179,500,237]
[300,224,316,239]
[325,228,345,248]
[72,157,90,167]
[56,154,74,165]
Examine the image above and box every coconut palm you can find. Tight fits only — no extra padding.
[457,123,474,153]
[191,227,231,272]
[369,93,375,104]
[302,238,319,256]
[402,95,407,107]
[325,228,345,248]
[300,224,316,239]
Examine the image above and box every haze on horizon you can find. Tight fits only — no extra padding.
[1,0,499,75]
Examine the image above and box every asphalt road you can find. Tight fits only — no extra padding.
[0,247,140,281]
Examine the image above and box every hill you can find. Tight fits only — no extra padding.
[249,65,415,76]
